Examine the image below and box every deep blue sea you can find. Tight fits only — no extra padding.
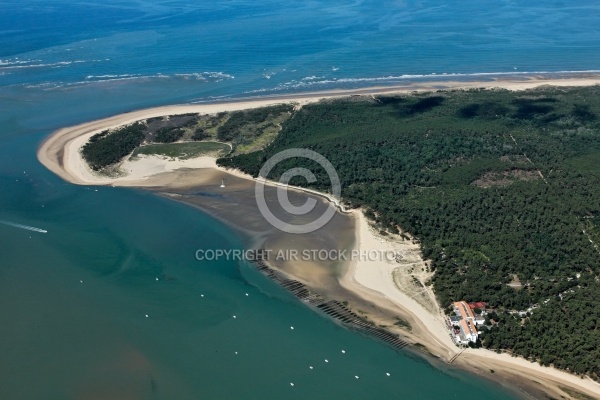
[1,1,599,399]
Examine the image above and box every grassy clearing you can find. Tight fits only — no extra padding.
[232,114,288,155]
[131,141,230,160]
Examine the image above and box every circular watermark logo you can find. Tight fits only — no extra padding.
[255,148,341,234]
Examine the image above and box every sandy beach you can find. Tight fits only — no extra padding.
[38,76,600,400]
[344,212,600,399]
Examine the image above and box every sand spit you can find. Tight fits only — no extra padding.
[38,75,600,186]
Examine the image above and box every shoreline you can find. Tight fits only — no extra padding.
[37,77,600,400]
[193,72,600,105]
[343,212,600,399]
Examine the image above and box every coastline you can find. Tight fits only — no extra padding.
[37,76,600,400]
[38,74,600,187]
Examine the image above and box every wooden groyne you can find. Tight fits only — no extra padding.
[253,260,409,350]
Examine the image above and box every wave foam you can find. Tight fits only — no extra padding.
[22,71,235,90]
[301,75,325,81]
[242,69,600,94]
[0,59,99,70]
[174,72,234,81]
[85,74,140,80]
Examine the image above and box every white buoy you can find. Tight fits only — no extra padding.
[290,326,294,330]
[309,366,313,370]
[80,280,83,283]
[145,314,149,318]
[201,294,204,297]
[155,277,159,281]
[341,350,346,354]
[355,375,359,379]
[235,351,238,355]
[324,359,329,363]
[290,383,294,387]
[233,315,237,319]
[386,373,391,377]
[245,293,249,296]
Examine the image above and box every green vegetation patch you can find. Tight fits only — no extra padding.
[82,122,145,170]
[153,127,185,143]
[216,104,293,154]
[82,105,293,171]
[131,141,230,160]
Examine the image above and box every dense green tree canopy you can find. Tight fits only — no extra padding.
[82,123,145,170]
[218,86,600,379]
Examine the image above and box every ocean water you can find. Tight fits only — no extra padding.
[2,1,599,399]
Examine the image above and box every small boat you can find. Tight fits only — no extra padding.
[220,179,225,188]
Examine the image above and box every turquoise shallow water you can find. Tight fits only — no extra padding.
[0,133,520,399]
[2,1,599,398]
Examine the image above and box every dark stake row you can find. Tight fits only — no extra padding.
[253,259,408,350]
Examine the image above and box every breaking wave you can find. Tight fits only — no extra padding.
[243,69,600,94]
[22,71,234,89]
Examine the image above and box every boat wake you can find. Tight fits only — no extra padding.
[0,220,48,233]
